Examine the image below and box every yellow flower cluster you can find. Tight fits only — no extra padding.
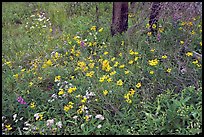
[64,102,74,112]
[86,71,95,77]
[68,87,77,94]
[54,75,61,82]
[124,89,136,104]
[103,90,108,96]
[117,79,123,86]
[99,75,112,82]
[77,61,88,72]
[186,52,193,57]
[42,59,53,68]
[101,60,112,72]
[148,59,159,66]
[77,104,85,114]
[58,88,64,96]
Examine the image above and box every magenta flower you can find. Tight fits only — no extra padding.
[17,96,27,105]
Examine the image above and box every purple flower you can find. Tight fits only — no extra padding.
[17,96,27,105]
[80,41,85,48]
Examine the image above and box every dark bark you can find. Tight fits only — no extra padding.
[96,3,99,31]
[111,2,128,36]
[149,2,161,35]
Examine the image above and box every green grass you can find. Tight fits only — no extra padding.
[2,2,202,135]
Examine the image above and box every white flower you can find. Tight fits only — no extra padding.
[95,114,104,120]
[34,113,39,120]
[47,119,55,127]
[73,116,78,120]
[13,114,17,121]
[56,121,62,128]
[51,94,57,99]
[97,124,102,129]
[23,127,29,130]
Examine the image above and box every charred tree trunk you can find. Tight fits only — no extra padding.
[111,2,128,36]
[149,2,161,36]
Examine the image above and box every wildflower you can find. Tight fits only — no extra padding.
[121,41,125,46]
[129,89,135,96]
[119,64,125,68]
[159,27,164,32]
[38,77,42,80]
[149,70,154,74]
[98,28,103,32]
[150,49,155,52]
[73,116,78,120]
[86,71,95,77]
[162,55,167,59]
[30,102,35,108]
[84,115,90,122]
[200,42,202,46]
[146,23,150,28]
[99,77,105,82]
[64,102,74,112]
[97,124,102,128]
[103,90,108,96]
[178,27,182,30]
[13,74,19,79]
[192,60,198,64]
[187,22,193,26]
[114,61,119,67]
[191,30,195,35]
[104,51,109,55]
[17,96,27,105]
[88,63,95,68]
[180,41,184,45]
[47,119,54,127]
[34,113,43,121]
[81,97,87,103]
[5,124,12,131]
[95,114,105,120]
[58,88,64,96]
[147,32,152,36]
[107,77,112,82]
[117,79,123,86]
[128,60,134,64]
[148,59,159,66]
[54,75,61,82]
[56,121,62,128]
[110,71,116,76]
[181,22,186,26]
[68,87,77,94]
[5,61,12,67]
[126,99,132,104]
[152,24,156,29]
[21,69,26,72]
[119,53,122,57]
[136,82,141,88]
[166,68,171,73]
[186,52,193,57]
[13,114,17,121]
[125,70,130,74]
[102,60,111,72]
[134,57,139,61]
[90,26,96,31]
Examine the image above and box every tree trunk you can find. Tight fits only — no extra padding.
[111,2,128,36]
[149,2,161,35]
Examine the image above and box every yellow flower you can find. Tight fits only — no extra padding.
[136,82,141,88]
[103,90,108,96]
[150,49,155,52]
[104,51,109,55]
[30,102,35,108]
[84,115,90,122]
[81,97,87,103]
[181,22,186,26]
[5,124,12,131]
[99,77,105,82]
[126,99,132,104]
[129,49,135,55]
[98,28,103,32]
[58,89,64,95]
[121,41,125,46]
[148,59,159,66]
[187,22,193,26]
[68,87,77,94]
[21,69,26,72]
[162,55,167,59]
[180,41,184,45]
[86,71,95,77]
[38,77,42,80]
[64,103,73,112]
[110,71,116,76]
[166,68,171,73]
[128,60,134,64]
[124,70,130,74]
[129,89,135,96]
[107,77,112,82]
[91,26,96,31]
[119,64,125,68]
[146,23,150,28]
[192,60,198,64]
[200,42,202,46]
[152,24,156,29]
[117,79,123,86]
[149,70,154,75]
[186,52,193,57]
[178,27,182,30]
[119,53,122,57]
[111,57,116,61]
[29,82,33,87]
[114,61,119,67]
[134,57,139,61]
[159,27,164,32]
[55,75,61,82]
[46,59,52,66]
[13,74,19,79]
[147,31,152,36]
[191,30,195,35]
[38,114,43,121]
